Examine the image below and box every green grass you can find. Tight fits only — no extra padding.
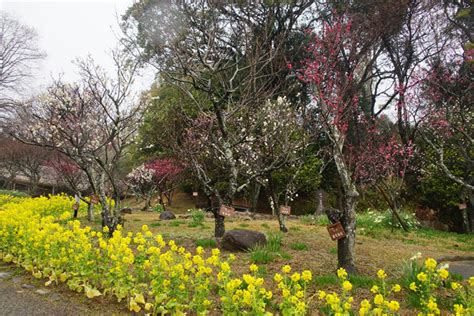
[329,247,337,254]
[150,222,161,227]
[261,223,270,229]
[249,246,276,264]
[348,274,378,289]
[195,238,217,248]
[314,275,338,287]
[290,242,308,251]
[238,223,250,228]
[168,220,185,227]
[266,232,283,252]
[188,210,205,227]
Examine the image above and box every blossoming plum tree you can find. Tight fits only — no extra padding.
[9,50,141,233]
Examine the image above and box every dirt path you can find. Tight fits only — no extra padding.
[0,265,128,316]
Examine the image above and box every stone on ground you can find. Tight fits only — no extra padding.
[159,210,176,220]
[221,229,267,251]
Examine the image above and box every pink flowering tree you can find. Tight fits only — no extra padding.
[297,12,396,272]
[145,159,184,208]
[354,122,414,231]
[127,159,184,211]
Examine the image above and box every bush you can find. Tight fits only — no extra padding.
[188,209,205,227]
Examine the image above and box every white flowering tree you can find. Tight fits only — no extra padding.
[127,164,157,211]
[9,51,141,233]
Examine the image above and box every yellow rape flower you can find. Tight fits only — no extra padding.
[282,265,291,274]
[438,268,449,279]
[274,273,283,282]
[302,270,312,282]
[410,282,418,291]
[417,272,428,282]
[387,300,400,311]
[425,258,437,270]
[291,272,301,282]
[337,267,347,279]
[342,280,352,291]
[376,269,387,279]
[374,294,384,305]
[249,264,258,272]
[391,284,401,292]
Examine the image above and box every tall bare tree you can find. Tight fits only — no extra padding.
[0,12,44,116]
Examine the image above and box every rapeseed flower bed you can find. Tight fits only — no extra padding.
[0,195,472,315]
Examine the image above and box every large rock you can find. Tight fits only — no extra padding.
[120,207,132,214]
[221,229,267,252]
[159,210,176,220]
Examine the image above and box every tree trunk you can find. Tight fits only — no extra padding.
[250,181,261,213]
[337,194,357,274]
[267,175,288,233]
[87,202,94,222]
[377,185,409,232]
[214,211,226,238]
[331,128,358,273]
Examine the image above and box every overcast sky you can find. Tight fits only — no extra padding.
[1,0,152,95]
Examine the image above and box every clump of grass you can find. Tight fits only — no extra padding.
[168,220,185,227]
[150,222,161,227]
[261,223,270,229]
[299,215,315,225]
[195,238,217,248]
[266,232,283,252]
[329,247,337,254]
[188,209,205,227]
[314,275,338,287]
[152,204,164,213]
[249,246,276,264]
[290,242,308,251]
[314,215,330,226]
[238,223,249,228]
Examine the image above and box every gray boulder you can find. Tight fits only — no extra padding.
[221,229,267,251]
[159,210,176,220]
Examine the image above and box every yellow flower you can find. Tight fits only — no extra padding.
[274,273,283,282]
[344,302,351,310]
[371,285,379,293]
[374,294,384,305]
[134,293,145,305]
[425,258,437,270]
[451,282,461,290]
[342,280,353,291]
[291,272,301,282]
[453,304,465,314]
[221,262,230,273]
[211,248,220,256]
[469,276,474,287]
[282,265,291,274]
[318,290,327,299]
[337,267,347,279]
[376,269,387,279]
[302,270,312,282]
[438,268,449,279]
[391,284,401,292]
[282,289,290,297]
[387,300,400,311]
[249,264,258,272]
[417,272,428,282]
[102,226,109,233]
[410,282,418,291]
[141,224,149,231]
